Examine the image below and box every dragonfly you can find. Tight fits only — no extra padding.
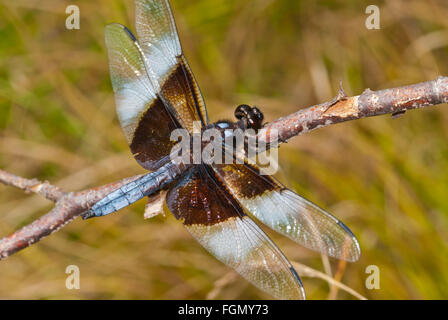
[84,0,360,300]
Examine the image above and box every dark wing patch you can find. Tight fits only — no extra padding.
[157,57,208,132]
[166,166,240,225]
[214,162,278,199]
[130,89,181,171]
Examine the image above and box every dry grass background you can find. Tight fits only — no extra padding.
[0,0,448,299]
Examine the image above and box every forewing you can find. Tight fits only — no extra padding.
[212,163,361,262]
[105,23,181,171]
[166,166,305,300]
[135,0,209,130]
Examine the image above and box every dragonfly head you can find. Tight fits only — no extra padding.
[234,104,264,130]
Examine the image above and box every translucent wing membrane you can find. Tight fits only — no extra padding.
[135,0,181,79]
[212,163,361,262]
[166,166,305,300]
[135,0,209,129]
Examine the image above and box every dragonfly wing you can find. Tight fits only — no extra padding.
[166,165,306,299]
[212,162,361,262]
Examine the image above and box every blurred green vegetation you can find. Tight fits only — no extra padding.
[1,0,448,299]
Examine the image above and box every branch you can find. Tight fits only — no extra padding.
[0,171,142,260]
[259,76,448,144]
[1,76,447,261]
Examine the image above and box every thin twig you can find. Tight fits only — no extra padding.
[293,262,367,300]
[327,258,348,300]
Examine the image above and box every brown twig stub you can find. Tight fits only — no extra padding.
[260,76,448,144]
[0,170,66,202]
[1,76,448,260]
